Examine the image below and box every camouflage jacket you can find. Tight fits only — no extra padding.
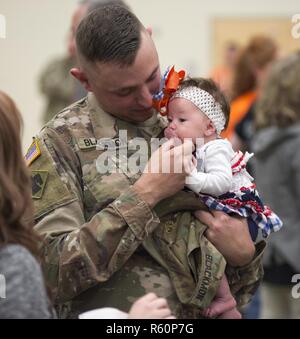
[28,93,265,318]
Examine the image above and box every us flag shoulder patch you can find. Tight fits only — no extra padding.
[25,138,41,166]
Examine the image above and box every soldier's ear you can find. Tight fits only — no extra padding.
[70,68,92,92]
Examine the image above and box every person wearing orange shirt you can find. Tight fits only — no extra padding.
[222,36,278,143]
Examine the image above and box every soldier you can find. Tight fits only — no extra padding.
[28,5,264,318]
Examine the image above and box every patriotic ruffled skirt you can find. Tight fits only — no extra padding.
[200,184,283,239]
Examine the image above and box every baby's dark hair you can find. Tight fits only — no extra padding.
[179,78,230,129]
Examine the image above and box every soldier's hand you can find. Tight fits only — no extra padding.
[194,210,255,267]
[128,293,175,319]
[133,138,194,208]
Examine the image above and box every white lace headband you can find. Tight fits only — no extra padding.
[171,86,226,134]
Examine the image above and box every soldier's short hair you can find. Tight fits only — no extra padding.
[83,0,130,13]
[179,78,230,129]
[76,4,143,66]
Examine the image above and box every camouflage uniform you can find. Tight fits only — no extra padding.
[39,55,87,124]
[28,93,266,319]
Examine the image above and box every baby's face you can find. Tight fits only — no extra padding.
[164,98,211,143]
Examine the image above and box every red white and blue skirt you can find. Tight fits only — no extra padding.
[199,151,283,240]
[200,185,283,240]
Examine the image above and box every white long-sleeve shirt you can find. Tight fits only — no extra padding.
[186,139,253,197]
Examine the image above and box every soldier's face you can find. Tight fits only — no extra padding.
[87,31,161,123]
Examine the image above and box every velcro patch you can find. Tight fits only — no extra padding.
[32,170,48,199]
[25,138,41,166]
[29,136,78,219]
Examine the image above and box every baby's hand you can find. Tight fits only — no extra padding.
[128,293,175,319]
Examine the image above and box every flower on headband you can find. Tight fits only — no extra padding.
[152,66,185,116]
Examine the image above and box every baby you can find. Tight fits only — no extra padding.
[153,68,283,318]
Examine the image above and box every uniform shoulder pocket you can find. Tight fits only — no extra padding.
[28,137,78,220]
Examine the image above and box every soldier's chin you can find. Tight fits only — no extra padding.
[133,108,153,121]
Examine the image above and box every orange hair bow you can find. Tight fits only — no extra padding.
[153,66,185,116]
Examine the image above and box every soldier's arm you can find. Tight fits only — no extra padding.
[193,210,265,309]
[226,241,265,309]
[31,129,160,303]
[194,210,255,267]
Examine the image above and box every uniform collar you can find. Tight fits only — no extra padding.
[87,92,117,139]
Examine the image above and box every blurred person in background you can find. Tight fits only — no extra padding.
[226,35,278,319]
[210,41,240,100]
[252,52,300,319]
[39,0,130,124]
[222,35,278,143]
[0,91,55,319]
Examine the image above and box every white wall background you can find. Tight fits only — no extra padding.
[0,0,299,150]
